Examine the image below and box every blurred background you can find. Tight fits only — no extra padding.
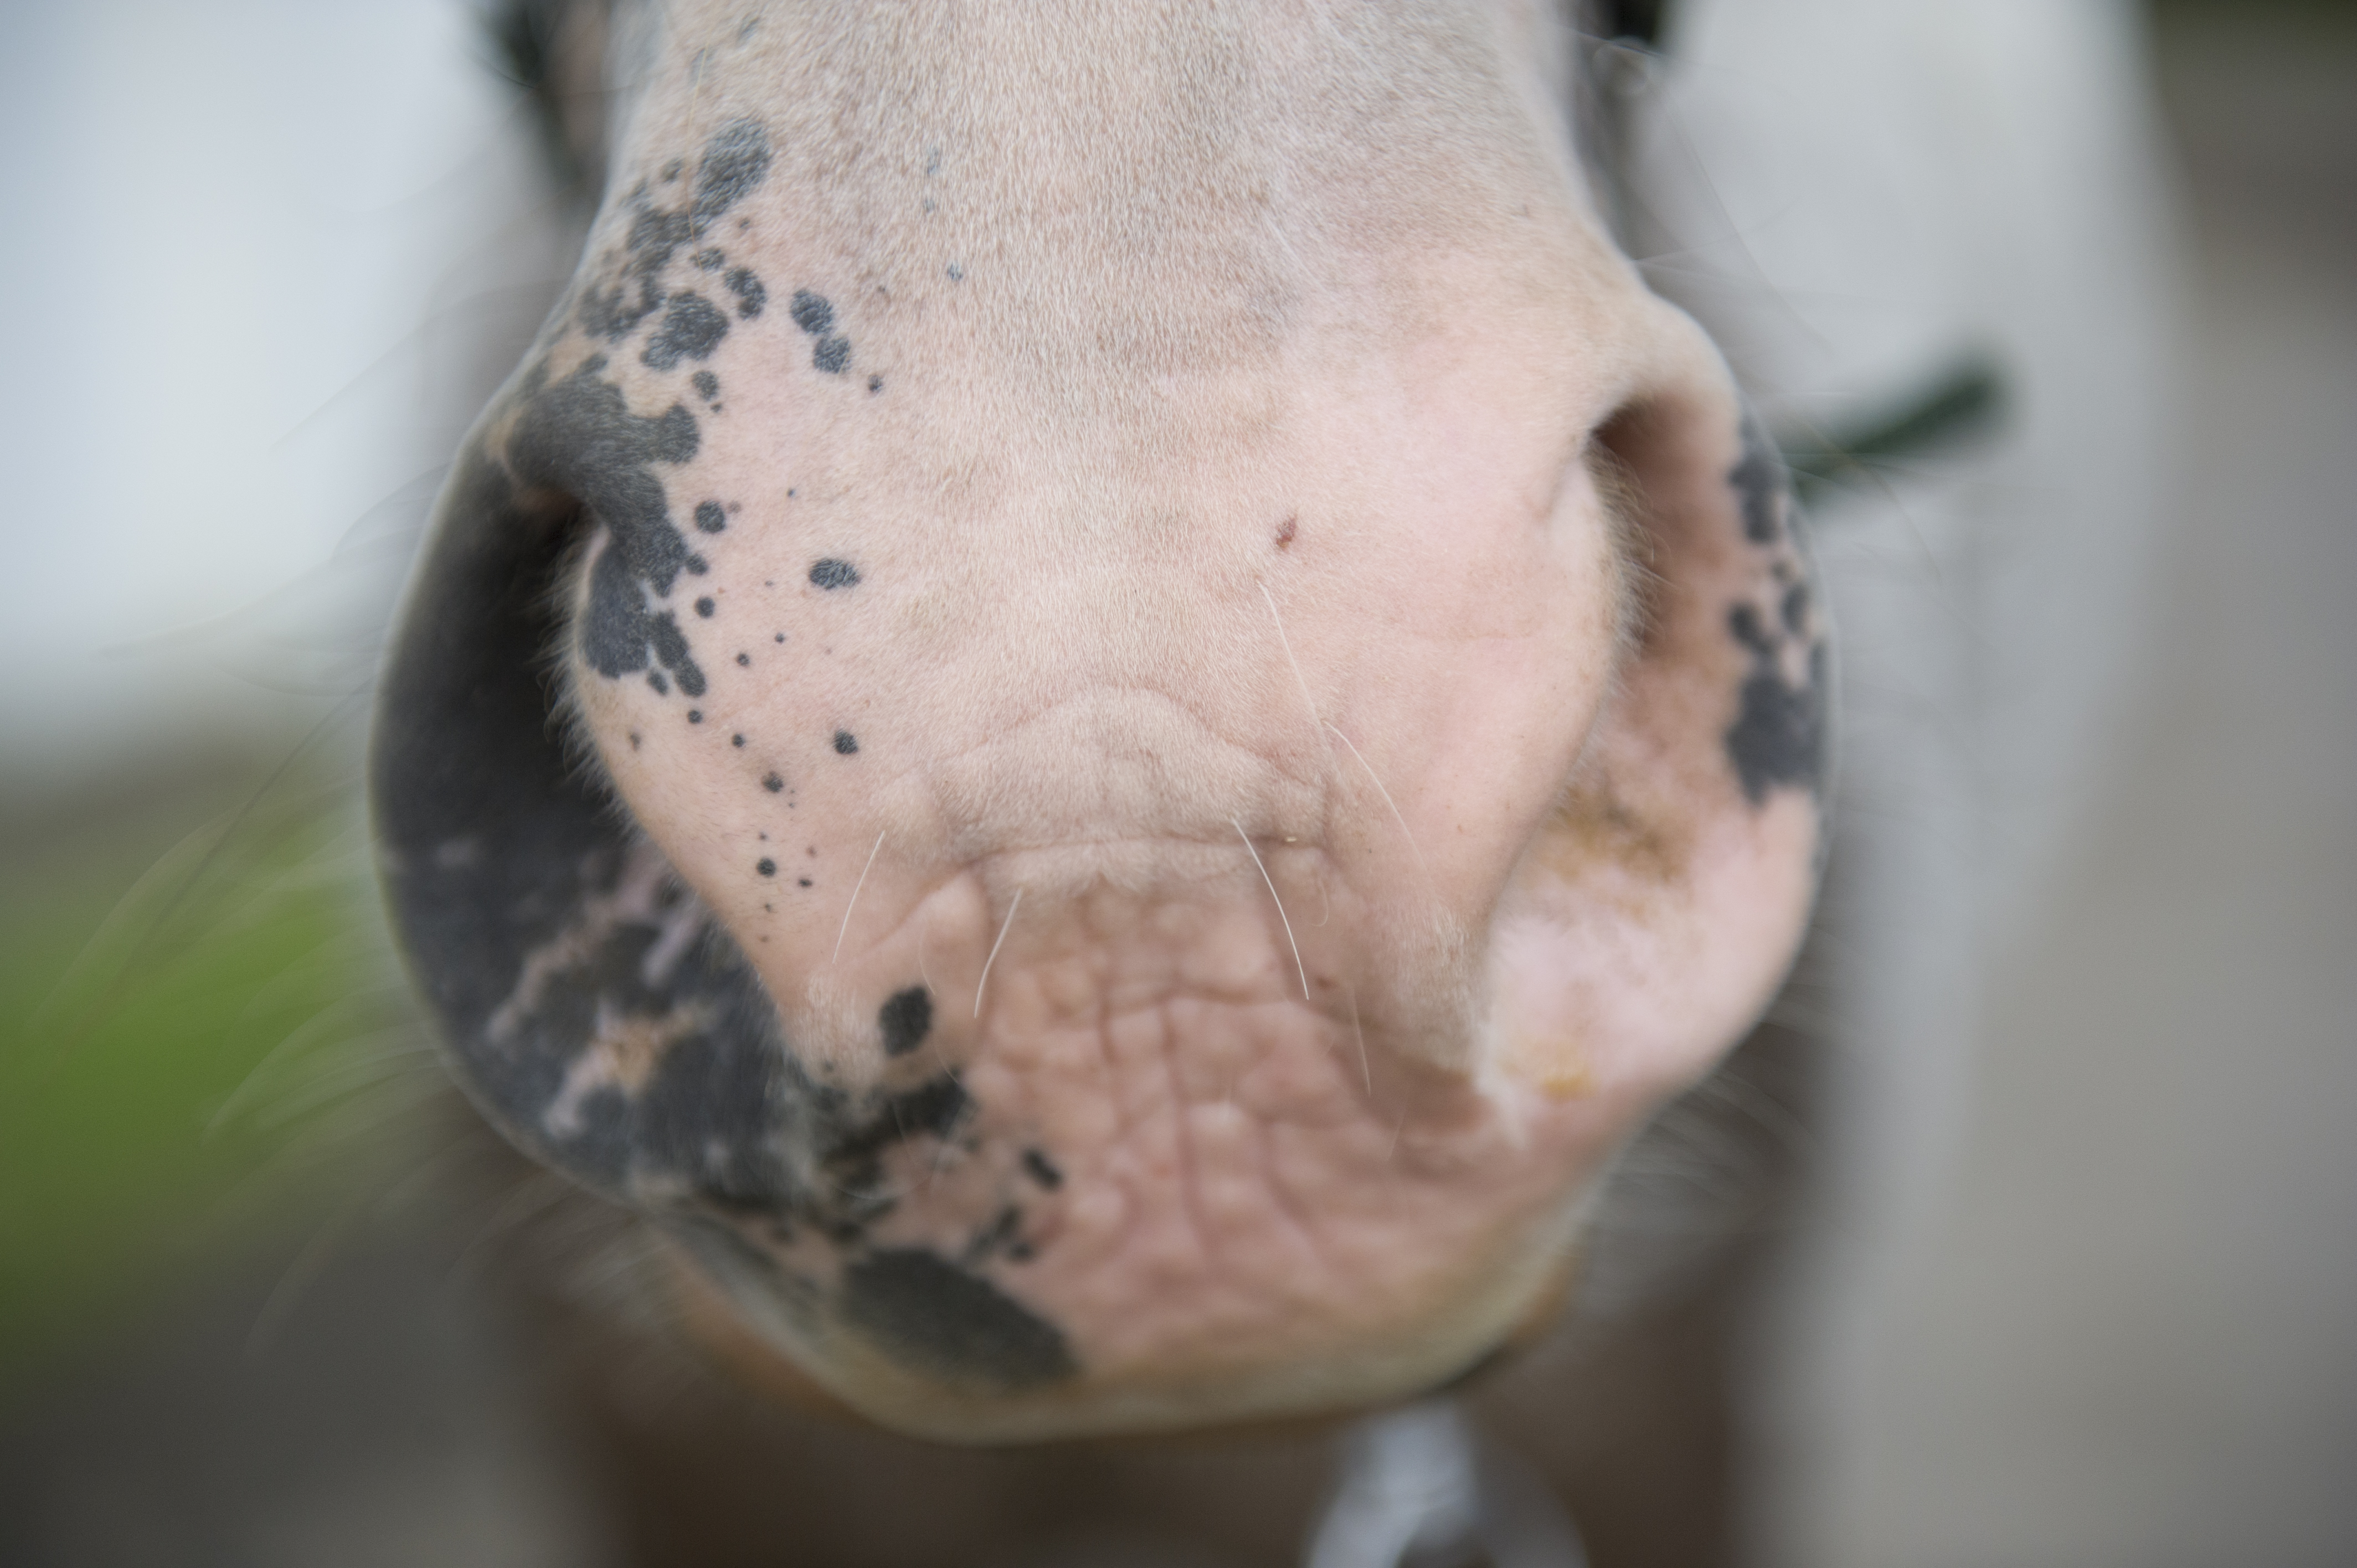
[0,2,2349,1564]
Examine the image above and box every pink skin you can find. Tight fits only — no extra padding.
[531,2,1821,1441]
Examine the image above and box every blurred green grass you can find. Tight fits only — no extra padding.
[0,749,420,1383]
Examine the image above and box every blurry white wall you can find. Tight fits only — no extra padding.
[0,0,554,790]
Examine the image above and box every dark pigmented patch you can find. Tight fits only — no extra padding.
[725,267,766,318]
[1729,415,1785,545]
[577,120,773,345]
[867,375,883,394]
[878,987,933,1057]
[809,559,860,590]
[813,337,851,375]
[1719,412,1828,802]
[687,709,703,724]
[692,370,719,401]
[732,733,745,747]
[797,878,813,888]
[735,653,750,667]
[1726,642,1827,804]
[763,773,784,792]
[644,292,729,370]
[946,261,964,281]
[693,247,724,270]
[839,1248,1075,1388]
[508,368,707,697]
[757,858,776,876]
[1021,1148,1063,1190]
[695,597,716,618]
[788,290,833,334]
[694,500,726,533]
[1275,514,1298,549]
[833,730,858,756]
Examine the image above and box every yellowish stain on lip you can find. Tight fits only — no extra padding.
[1531,1058,1595,1100]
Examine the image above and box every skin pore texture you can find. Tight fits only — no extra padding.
[373,0,1826,1444]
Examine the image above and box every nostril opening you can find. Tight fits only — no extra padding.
[1586,401,1664,654]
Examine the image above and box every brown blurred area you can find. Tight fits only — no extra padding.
[1,3,2351,1565]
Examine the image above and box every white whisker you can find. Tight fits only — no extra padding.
[1326,722,1431,885]
[1346,982,1372,1095]
[974,887,1023,1019]
[832,829,887,966]
[1259,580,1324,734]
[1235,818,1311,1002]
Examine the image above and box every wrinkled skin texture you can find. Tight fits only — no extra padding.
[375,0,1825,1445]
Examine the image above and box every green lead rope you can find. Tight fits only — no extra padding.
[1779,353,2009,507]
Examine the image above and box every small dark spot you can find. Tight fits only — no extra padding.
[1275,514,1298,549]
[686,555,709,575]
[1021,1148,1063,1190]
[774,632,786,643]
[757,858,776,876]
[813,336,851,375]
[963,1206,1024,1265]
[647,671,670,695]
[833,730,858,756]
[810,559,861,590]
[786,488,796,498]
[763,773,784,792]
[732,734,746,747]
[1728,602,1774,657]
[878,987,934,1057]
[661,158,684,181]
[725,267,766,318]
[764,903,773,912]
[629,731,642,750]
[695,500,727,533]
[1782,581,1812,635]
[789,290,834,335]
[868,375,883,394]
[696,596,716,618]
[693,247,725,270]
[688,710,704,724]
[736,652,750,667]
[798,878,812,888]
[946,261,964,281]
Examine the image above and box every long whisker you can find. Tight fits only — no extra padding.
[1235,818,1310,1002]
[1259,580,1323,734]
[832,829,887,966]
[974,887,1022,1019]
[1346,981,1372,1095]
[1326,722,1432,885]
